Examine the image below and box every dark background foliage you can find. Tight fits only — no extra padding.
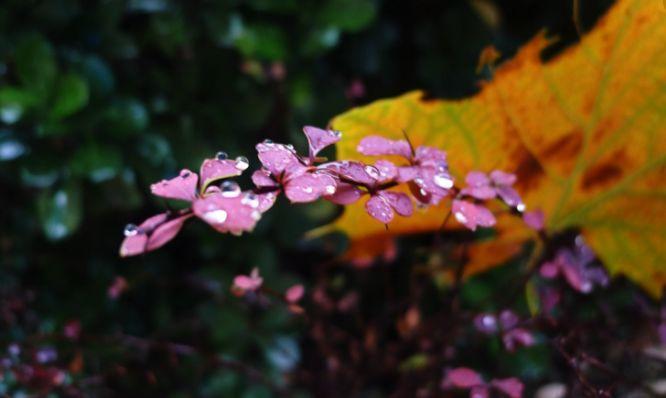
[3,1,663,397]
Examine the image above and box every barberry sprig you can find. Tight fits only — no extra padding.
[120,126,531,257]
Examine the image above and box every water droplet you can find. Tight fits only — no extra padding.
[333,130,342,138]
[516,203,526,212]
[234,156,249,170]
[325,185,336,195]
[180,170,191,178]
[454,212,468,224]
[251,210,261,221]
[364,165,380,180]
[124,224,139,237]
[302,186,313,194]
[433,173,454,189]
[286,144,295,151]
[263,139,273,144]
[221,181,241,198]
[215,151,228,160]
[204,209,227,224]
[241,192,259,208]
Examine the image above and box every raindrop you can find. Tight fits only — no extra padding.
[204,209,227,224]
[302,186,313,194]
[221,181,241,198]
[241,192,259,208]
[251,210,261,221]
[215,151,228,160]
[286,144,295,150]
[263,139,273,144]
[124,223,139,237]
[516,203,526,212]
[333,130,342,138]
[454,212,468,224]
[433,173,454,189]
[364,165,380,180]
[325,185,336,195]
[234,156,249,170]
[180,170,191,178]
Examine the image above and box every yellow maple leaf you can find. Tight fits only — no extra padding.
[322,0,666,298]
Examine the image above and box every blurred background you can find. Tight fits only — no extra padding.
[0,0,633,396]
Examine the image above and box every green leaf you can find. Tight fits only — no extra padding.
[525,279,540,317]
[70,143,122,183]
[14,34,57,97]
[0,87,37,124]
[234,24,288,61]
[50,73,90,120]
[102,98,149,136]
[37,181,83,241]
[317,0,376,33]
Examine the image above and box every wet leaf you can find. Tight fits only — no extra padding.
[37,181,83,241]
[50,73,89,120]
[325,0,666,297]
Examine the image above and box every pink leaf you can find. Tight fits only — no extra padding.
[496,185,523,208]
[192,192,262,235]
[150,169,198,202]
[256,141,301,176]
[498,310,519,330]
[120,213,169,257]
[374,159,398,183]
[233,268,263,293]
[285,284,305,303]
[284,172,337,203]
[325,182,363,205]
[252,168,279,189]
[365,194,394,223]
[470,386,491,398]
[452,199,496,231]
[502,328,535,352]
[256,191,279,212]
[414,166,454,203]
[414,145,447,167]
[490,170,517,186]
[322,161,376,186]
[396,166,420,182]
[442,367,484,389]
[523,210,545,231]
[302,125,341,159]
[199,158,244,192]
[145,214,193,251]
[461,171,496,200]
[357,135,412,158]
[491,378,524,398]
[379,191,413,217]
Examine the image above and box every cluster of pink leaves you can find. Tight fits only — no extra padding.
[540,236,609,294]
[120,126,530,257]
[473,310,535,352]
[441,367,523,398]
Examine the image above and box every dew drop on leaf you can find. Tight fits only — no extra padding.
[124,223,139,237]
[220,181,241,198]
[203,209,227,224]
[234,156,249,170]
